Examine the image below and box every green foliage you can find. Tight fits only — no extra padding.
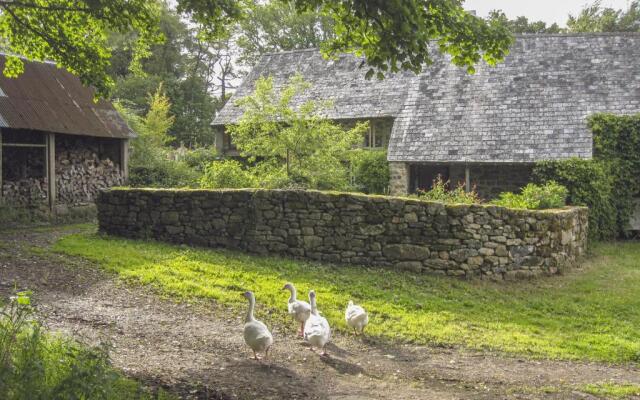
[0,0,162,98]
[0,0,511,100]
[492,182,568,210]
[487,11,563,34]
[567,0,640,32]
[292,0,512,77]
[228,74,367,190]
[180,146,218,173]
[109,5,221,147]
[533,159,617,240]
[116,87,199,188]
[350,150,390,194]
[0,291,172,399]
[200,160,256,189]
[414,176,480,204]
[128,162,200,188]
[590,113,640,236]
[55,233,640,363]
[534,114,640,239]
[236,1,335,67]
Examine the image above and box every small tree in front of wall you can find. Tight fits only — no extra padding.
[227,74,368,190]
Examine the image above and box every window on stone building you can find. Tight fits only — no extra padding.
[364,121,390,149]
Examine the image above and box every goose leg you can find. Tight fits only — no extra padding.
[264,346,270,361]
[353,327,357,336]
[299,321,304,337]
[321,345,328,357]
[253,350,261,361]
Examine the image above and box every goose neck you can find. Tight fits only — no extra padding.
[288,286,297,302]
[246,296,255,323]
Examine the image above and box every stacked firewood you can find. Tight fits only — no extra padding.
[56,148,124,205]
[2,178,47,205]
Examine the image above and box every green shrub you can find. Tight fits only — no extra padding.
[129,158,200,188]
[350,149,390,194]
[200,160,257,189]
[414,176,480,204]
[590,113,640,236]
[181,146,218,173]
[0,292,169,400]
[533,158,616,240]
[492,182,568,210]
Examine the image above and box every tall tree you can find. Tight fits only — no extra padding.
[0,0,162,98]
[228,74,367,189]
[109,4,220,146]
[235,1,335,67]
[488,11,563,34]
[567,0,640,32]
[0,0,512,98]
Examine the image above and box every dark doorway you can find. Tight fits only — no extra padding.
[410,164,450,193]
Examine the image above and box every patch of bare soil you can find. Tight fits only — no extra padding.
[0,226,639,400]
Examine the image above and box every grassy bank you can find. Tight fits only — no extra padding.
[54,233,640,363]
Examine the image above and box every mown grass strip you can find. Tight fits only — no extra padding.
[54,233,640,363]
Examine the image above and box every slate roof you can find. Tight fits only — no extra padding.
[213,49,416,124]
[214,33,640,163]
[0,55,135,139]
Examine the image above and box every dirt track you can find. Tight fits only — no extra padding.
[1,226,639,399]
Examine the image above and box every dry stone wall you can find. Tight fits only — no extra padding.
[97,189,588,280]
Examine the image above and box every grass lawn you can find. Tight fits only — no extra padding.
[53,232,640,363]
[580,383,640,399]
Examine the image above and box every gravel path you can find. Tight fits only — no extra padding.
[0,226,638,399]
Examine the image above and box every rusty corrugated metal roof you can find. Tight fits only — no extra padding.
[0,55,135,139]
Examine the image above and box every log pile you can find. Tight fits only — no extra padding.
[1,137,124,206]
[56,147,124,205]
[1,178,47,205]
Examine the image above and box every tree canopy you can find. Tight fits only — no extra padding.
[0,0,512,98]
[235,1,335,68]
[490,1,639,35]
[227,74,367,189]
[488,11,562,34]
[567,0,639,33]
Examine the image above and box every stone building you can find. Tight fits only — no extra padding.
[0,55,134,215]
[213,33,640,199]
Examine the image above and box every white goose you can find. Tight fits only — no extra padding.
[345,300,368,335]
[304,290,331,356]
[242,291,274,361]
[282,283,311,337]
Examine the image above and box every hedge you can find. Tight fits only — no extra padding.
[533,113,640,240]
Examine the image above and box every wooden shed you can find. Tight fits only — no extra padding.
[0,55,134,213]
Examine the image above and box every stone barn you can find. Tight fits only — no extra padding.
[213,33,640,200]
[0,55,134,217]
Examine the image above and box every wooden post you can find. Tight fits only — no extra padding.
[465,164,471,193]
[46,133,56,211]
[120,139,129,181]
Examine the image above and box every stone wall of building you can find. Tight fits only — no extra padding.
[98,189,588,280]
[389,162,410,196]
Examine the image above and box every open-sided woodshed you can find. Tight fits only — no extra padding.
[0,55,135,217]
